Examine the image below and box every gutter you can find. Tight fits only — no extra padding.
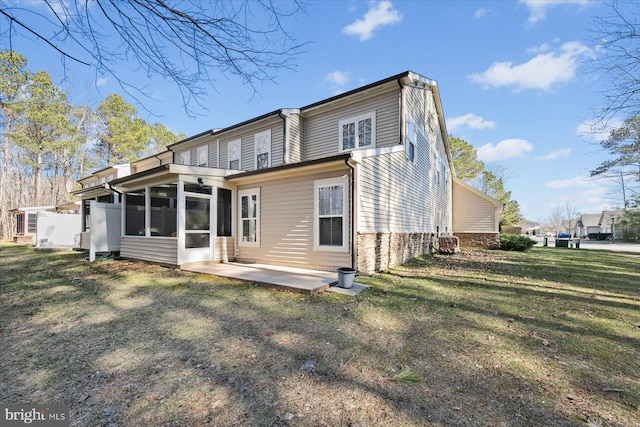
[397,77,404,145]
[345,156,356,270]
[278,110,288,164]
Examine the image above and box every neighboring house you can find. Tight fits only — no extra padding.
[452,178,502,248]
[578,214,603,237]
[10,204,81,247]
[72,71,500,273]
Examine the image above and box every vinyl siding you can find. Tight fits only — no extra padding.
[120,236,178,265]
[213,237,235,262]
[452,180,499,233]
[359,148,450,233]
[236,168,351,270]
[288,113,303,163]
[303,89,400,160]
[217,121,284,172]
[405,86,448,162]
[358,85,452,234]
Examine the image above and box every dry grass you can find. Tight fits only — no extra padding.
[1,243,639,426]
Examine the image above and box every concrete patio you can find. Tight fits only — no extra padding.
[181,261,340,295]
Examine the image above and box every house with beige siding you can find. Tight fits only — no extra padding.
[72,71,500,273]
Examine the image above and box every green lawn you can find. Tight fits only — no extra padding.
[1,243,638,426]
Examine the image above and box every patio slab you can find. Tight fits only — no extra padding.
[181,262,339,295]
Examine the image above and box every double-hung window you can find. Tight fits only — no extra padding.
[314,177,348,251]
[180,151,191,165]
[339,112,375,152]
[255,129,271,169]
[197,145,208,167]
[239,188,259,246]
[228,139,241,170]
[27,213,37,233]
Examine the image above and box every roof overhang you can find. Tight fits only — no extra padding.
[70,183,113,198]
[110,163,238,191]
[227,153,353,183]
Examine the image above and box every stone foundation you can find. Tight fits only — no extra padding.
[357,232,437,273]
[454,232,500,249]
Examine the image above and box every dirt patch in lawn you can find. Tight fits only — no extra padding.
[1,244,638,426]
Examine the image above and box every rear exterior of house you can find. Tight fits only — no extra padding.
[73,71,497,273]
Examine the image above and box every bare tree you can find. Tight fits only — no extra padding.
[0,0,305,114]
[589,1,640,123]
[546,206,565,237]
[564,202,580,238]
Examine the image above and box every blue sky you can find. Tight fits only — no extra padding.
[3,0,627,222]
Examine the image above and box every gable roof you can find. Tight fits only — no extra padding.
[580,214,601,227]
[453,177,503,210]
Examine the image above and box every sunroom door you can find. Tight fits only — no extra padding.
[179,184,214,264]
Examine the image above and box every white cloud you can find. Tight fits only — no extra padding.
[545,174,594,190]
[575,118,623,143]
[477,139,533,162]
[323,71,351,94]
[324,71,350,86]
[474,8,489,19]
[447,113,496,132]
[468,41,592,92]
[96,77,109,87]
[342,1,403,41]
[519,0,589,26]
[536,148,571,161]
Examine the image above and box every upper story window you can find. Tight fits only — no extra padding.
[339,111,375,152]
[228,139,241,170]
[197,145,208,167]
[406,120,416,163]
[255,129,271,169]
[179,151,191,165]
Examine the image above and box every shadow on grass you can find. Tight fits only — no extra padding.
[1,244,637,426]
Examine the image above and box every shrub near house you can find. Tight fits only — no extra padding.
[499,233,535,251]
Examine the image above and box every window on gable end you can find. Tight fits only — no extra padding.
[255,129,271,169]
[406,120,416,162]
[339,112,375,152]
[197,145,208,167]
[228,139,241,170]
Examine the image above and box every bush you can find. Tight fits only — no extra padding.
[499,233,535,251]
[501,226,522,235]
[587,233,611,241]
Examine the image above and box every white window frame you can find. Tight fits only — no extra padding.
[197,145,208,167]
[314,176,348,252]
[228,139,241,170]
[238,188,260,247]
[406,120,416,163]
[179,150,191,166]
[338,111,376,152]
[254,129,271,169]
